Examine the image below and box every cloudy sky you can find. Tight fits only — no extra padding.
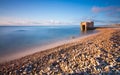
[0,0,120,26]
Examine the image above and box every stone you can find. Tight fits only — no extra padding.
[104,66,110,72]
[23,71,27,74]
[116,57,120,62]
[47,67,50,71]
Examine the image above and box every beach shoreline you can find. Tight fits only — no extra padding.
[0,27,120,74]
[0,29,99,63]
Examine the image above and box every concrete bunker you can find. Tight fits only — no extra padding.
[80,21,94,31]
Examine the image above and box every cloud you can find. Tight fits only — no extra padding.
[72,16,96,23]
[92,6,120,13]
[92,6,120,19]
[0,17,75,26]
[106,11,120,18]
[108,20,120,24]
[94,19,120,24]
[94,20,107,23]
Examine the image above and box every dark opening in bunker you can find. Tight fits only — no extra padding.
[82,25,85,31]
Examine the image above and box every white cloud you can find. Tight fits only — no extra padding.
[94,19,120,25]
[0,17,76,26]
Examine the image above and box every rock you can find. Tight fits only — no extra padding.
[96,61,100,65]
[9,72,12,75]
[23,71,27,74]
[47,67,50,71]
[51,61,59,67]
[104,66,110,72]
[116,57,120,62]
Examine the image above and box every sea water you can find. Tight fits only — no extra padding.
[0,25,97,60]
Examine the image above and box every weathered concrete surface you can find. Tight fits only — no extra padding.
[81,21,94,31]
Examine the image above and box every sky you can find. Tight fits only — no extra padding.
[0,0,120,26]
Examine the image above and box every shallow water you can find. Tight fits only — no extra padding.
[0,25,97,59]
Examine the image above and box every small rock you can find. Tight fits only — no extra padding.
[23,71,27,74]
[116,57,120,62]
[104,66,109,72]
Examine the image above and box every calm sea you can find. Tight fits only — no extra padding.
[0,25,97,59]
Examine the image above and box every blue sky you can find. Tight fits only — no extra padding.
[0,0,120,26]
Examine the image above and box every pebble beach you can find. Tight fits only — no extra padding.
[0,28,120,75]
